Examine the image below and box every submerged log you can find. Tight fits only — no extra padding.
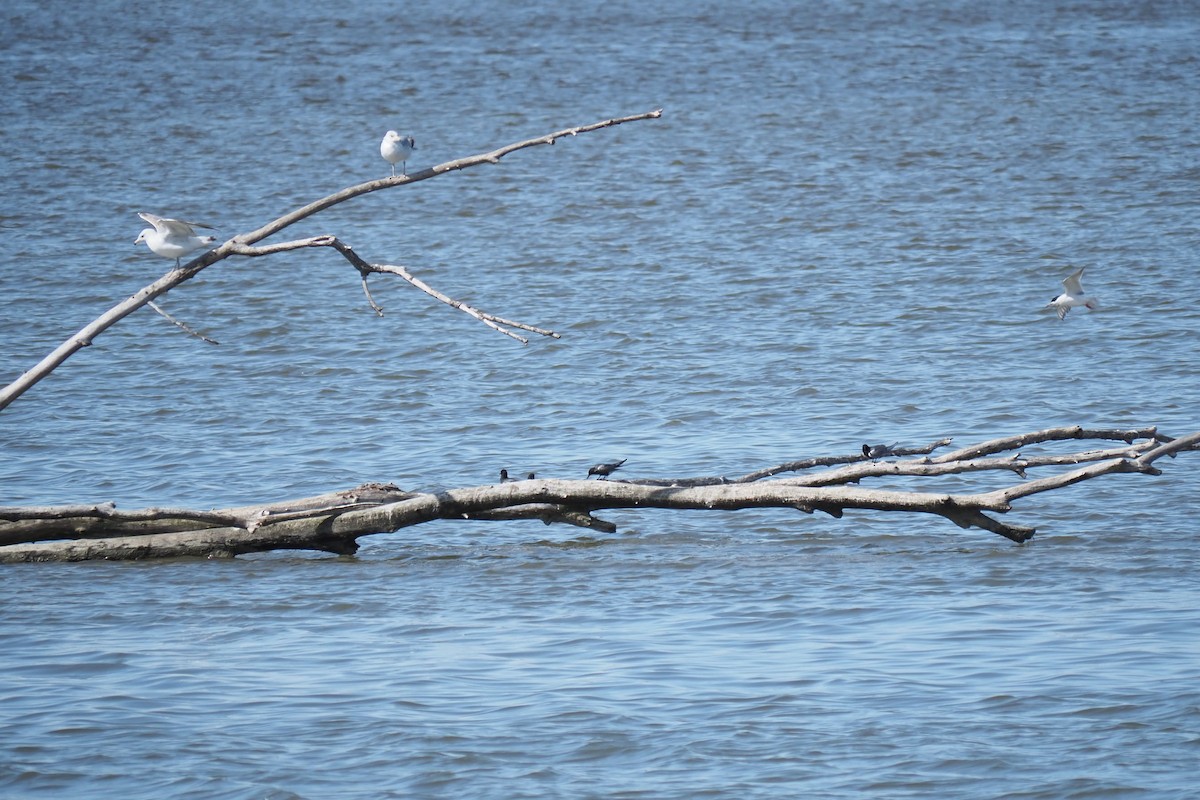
[2,426,1195,563]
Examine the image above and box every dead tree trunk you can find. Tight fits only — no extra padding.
[3,426,1196,562]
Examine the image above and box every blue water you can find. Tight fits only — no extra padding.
[2,0,1199,797]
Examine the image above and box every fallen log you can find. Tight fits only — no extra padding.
[3,426,1195,563]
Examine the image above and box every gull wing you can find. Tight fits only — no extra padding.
[177,218,216,231]
[1061,267,1085,296]
[137,211,165,229]
[137,212,214,235]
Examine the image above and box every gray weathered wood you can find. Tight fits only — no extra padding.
[3,427,1194,562]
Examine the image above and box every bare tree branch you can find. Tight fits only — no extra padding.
[977,457,1157,507]
[460,503,618,532]
[934,508,1036,543]
[930,426,1157,463]
[0,109,662,412]
[360,273,384,316]
[227,235,561,342]
[0,483,415,547]
[147,301,220,345]
[780,440,1163,488]
[228,110,662,248]
[1137,429,1200,466]
[731,438,956,484]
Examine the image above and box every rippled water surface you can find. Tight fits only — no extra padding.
[2,0,1199,797]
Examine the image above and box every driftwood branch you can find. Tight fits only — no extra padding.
[227,235,560,343]
[147,301,220,345]
[3,426,1195,562]
[0,109,663,412]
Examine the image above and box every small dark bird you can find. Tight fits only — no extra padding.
[526,472,536,480]
[862,443,898,459]
[587,459,627,479]
[499,469,514,482]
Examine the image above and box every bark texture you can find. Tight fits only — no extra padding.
[3,426,1194,562]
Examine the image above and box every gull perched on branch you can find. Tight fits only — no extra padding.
[1047,267,1099,320]
[380,130,417,177]
[134,212,217,269]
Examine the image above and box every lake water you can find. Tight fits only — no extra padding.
[2,0,1199,797]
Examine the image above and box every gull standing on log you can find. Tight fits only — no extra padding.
[381,130,417,177]
[134,212,217,269]
[1047,267,1099,320]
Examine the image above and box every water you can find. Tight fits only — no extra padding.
[2,0,1199,796]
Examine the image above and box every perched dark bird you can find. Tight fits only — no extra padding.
[587,459,627,479]
[862,443,898,459]
[499,469,514,482]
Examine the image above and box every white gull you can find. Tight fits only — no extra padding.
[134,212,216,268]
[380,130,417,177]
[1047,267,1099,320]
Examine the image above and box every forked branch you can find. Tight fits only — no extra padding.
[2,426,1195,562]
[229,236,559,343]
[0,109,663,412]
